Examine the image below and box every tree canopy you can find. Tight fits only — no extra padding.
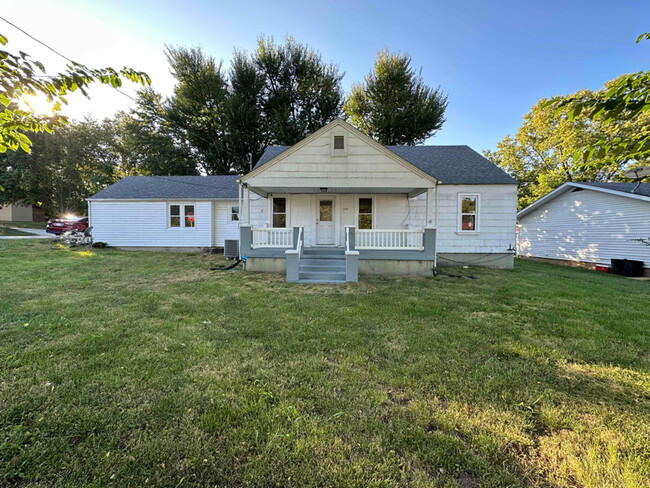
[485,85,650,209]
[546,33,650,168]
[129,37,344,175]
[343,49,447,145]
[0,118,122,216]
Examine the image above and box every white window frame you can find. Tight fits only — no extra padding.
[330,131,347,157]
[168,203,197,230]
[270,195,289,228]
[229,204,240,222]
[457,193,480,233]
[356,195,375,230]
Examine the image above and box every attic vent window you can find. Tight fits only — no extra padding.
[334,135,345,150]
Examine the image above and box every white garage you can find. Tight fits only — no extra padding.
[517,182,650,274]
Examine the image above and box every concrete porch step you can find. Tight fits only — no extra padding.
[300,263,346,272]
[299,258,346,267]
[302,248,345,258]
[297,279,346,284]
[299,270,346,281]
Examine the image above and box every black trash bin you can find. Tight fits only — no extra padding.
[611,259,626,275]
[623,260,644,278]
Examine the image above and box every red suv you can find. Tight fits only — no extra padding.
[46,216,89,235]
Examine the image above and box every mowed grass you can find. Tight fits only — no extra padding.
[0,220,47,230]
[1,241,649,487]
[0,228,36,237]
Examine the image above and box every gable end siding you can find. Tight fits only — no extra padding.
[518,189,650,267]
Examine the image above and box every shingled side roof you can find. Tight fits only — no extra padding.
[88,175,240,200]
[254,145,516,185]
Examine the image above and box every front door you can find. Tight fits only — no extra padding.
[316,197,335,245]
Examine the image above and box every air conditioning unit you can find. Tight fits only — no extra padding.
[224,239,239,259]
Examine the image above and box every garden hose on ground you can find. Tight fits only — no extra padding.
[210,256,246,271]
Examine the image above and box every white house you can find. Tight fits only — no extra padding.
[517,181,650,275]
[89,119,518,282]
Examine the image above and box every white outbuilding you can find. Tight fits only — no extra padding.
[88,175,240,249]
[517,182,650,275]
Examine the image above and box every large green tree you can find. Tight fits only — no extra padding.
[344,49,448,145]
[254,36,344,146]
[117,89,197,176]
[164,46,231,175]
[485,88,650,209]
[134,38,344,175]
[0,118,122,216]
[547,33,650,167]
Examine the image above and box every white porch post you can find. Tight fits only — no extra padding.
[242,184,251,225]
[425,187,436,228]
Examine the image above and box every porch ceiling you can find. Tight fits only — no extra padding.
[247,186,429,197]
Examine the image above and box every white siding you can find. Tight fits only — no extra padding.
[90,201,212,247]
[435,185,517,253]
[518,188,650,268]
[245,124,434,190]
[213,201,240,246]
[245,185,517,253]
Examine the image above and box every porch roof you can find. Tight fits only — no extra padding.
[243,185,429,197]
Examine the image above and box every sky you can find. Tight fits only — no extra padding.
[2,0,649,153]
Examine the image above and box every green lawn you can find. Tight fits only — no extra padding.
[0,226,36,236]
[0,220,48,229]
[1,241,649,487]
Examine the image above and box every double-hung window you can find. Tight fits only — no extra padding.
[458,194,479,232]
[169,204,196,229]
[272,197,287,228]
[230,205,240,222]
[169,204,181,228]
[358,198,373,229]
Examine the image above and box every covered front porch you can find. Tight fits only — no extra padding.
[237,184,438,283]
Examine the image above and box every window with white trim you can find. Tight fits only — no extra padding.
[184,205,195,228]
[272,197,287,228]
[358,197,373,229]
[230,205,240,222]
[458,194,478,232]
[169,203,196,228]
[169,204,181,228]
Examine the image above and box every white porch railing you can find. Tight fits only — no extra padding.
[251,227,293,248]
[355,229,424,250]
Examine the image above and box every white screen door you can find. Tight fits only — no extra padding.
[316,197,335,245]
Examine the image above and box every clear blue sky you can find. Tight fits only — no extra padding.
[4,0,649,152]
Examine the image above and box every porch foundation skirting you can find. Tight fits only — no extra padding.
[359,259,435,276]
[245,257,286,273]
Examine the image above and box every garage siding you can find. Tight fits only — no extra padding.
[90,201,213,247]
[518,188,650,268]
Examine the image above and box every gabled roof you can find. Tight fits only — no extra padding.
[576,182,650,198]
[88,175,240,201]
[254,143,516,185]
[517,181,650,219]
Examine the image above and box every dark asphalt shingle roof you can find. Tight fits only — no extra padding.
[89,175,240,200]
[577,182,650,198]
[254,145,516,185]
